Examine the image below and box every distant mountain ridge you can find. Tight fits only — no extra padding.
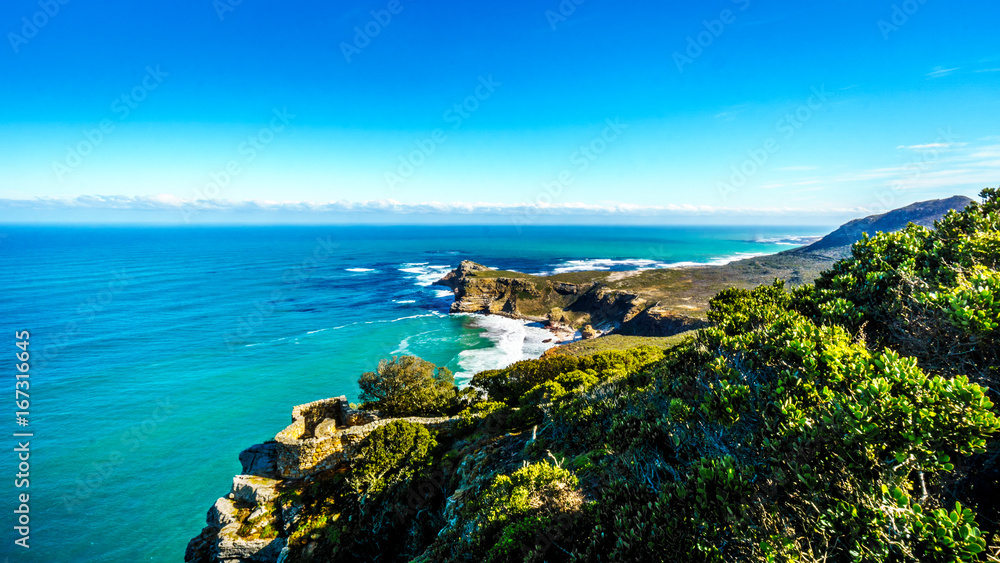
[789,195,975,258]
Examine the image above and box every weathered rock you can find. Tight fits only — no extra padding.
[580,324,599,339]
[280,501,302,536]
[208,497,239,528]
[230,475,280,506]
[213,524,286,562]
[188,395,461,562]
[433,260,492,291]
[273,395,458,479]
[615,306,710,336]
[239,442,280,479]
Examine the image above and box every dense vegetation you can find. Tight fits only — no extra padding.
[357,355,460,416]
[285,189,1000,562]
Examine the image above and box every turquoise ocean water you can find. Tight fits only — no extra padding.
[0,224,829,561]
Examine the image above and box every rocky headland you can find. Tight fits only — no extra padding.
[432,196,975,340]
[185,194,979,562]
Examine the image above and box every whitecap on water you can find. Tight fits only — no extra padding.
[452,314,556,386]
[398,264,454,287]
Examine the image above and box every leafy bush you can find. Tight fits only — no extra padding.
[471,346,665,405]
[475,461,583,562]
[920,265,1000,336]
[358,355,458,416]
[300,187,1000,562]
[351,420,437,496]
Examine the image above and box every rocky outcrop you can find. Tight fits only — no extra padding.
[616,306,710,336]
[185,396,460,563]
[432,196,976,338]
[434,263,703,337]
[435,261,559,319]
[434,260,493,291]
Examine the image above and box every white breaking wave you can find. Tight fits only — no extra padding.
[752,235,823,246]
[659,251,774,268]
[452,314,556,386]
[541,258,664,275]
[538,252,779,275]
[398,264,454,287]
[392,329,436,355]
[345,267,377,272]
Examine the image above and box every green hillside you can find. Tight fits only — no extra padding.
[274,189,1000,562]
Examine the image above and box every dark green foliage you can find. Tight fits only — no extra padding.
[470,346,666,405]
[298,187,1000,562]
[801,188,1000,386]
[358,355,458,416]
[352,420,437,496]
[284,421,449,562]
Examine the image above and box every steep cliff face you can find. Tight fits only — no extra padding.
[435,260,590,320]
[434,262,710,337]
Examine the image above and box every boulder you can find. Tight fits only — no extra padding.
[239,442,280,479]
[230,475,280,506]
[207,497,239,528]
[213,524,286,562]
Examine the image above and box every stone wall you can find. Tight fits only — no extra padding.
[186,395,459,562]
[273,395,456,479]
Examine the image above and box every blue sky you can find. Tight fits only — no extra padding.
[0,0,997,224]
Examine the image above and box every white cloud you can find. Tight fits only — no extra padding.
[897,143,949,151]
[0,195,863,217]
[926,67,960,78]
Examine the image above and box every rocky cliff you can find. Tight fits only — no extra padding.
[433,195,977,336]
[185,396,459,563]
[434,260,707,336]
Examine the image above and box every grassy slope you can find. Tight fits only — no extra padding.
[546,332,697,357]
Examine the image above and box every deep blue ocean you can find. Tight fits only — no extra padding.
[0,224,829,561]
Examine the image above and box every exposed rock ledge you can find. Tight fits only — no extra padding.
[433,260,708,337]
[185,396,459,563]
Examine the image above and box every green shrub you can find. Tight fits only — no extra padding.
[920,265,1000,336]
[351,420,437,496]
[471,346,665,405]
[475,461,582,562]
[358,355,458,416]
